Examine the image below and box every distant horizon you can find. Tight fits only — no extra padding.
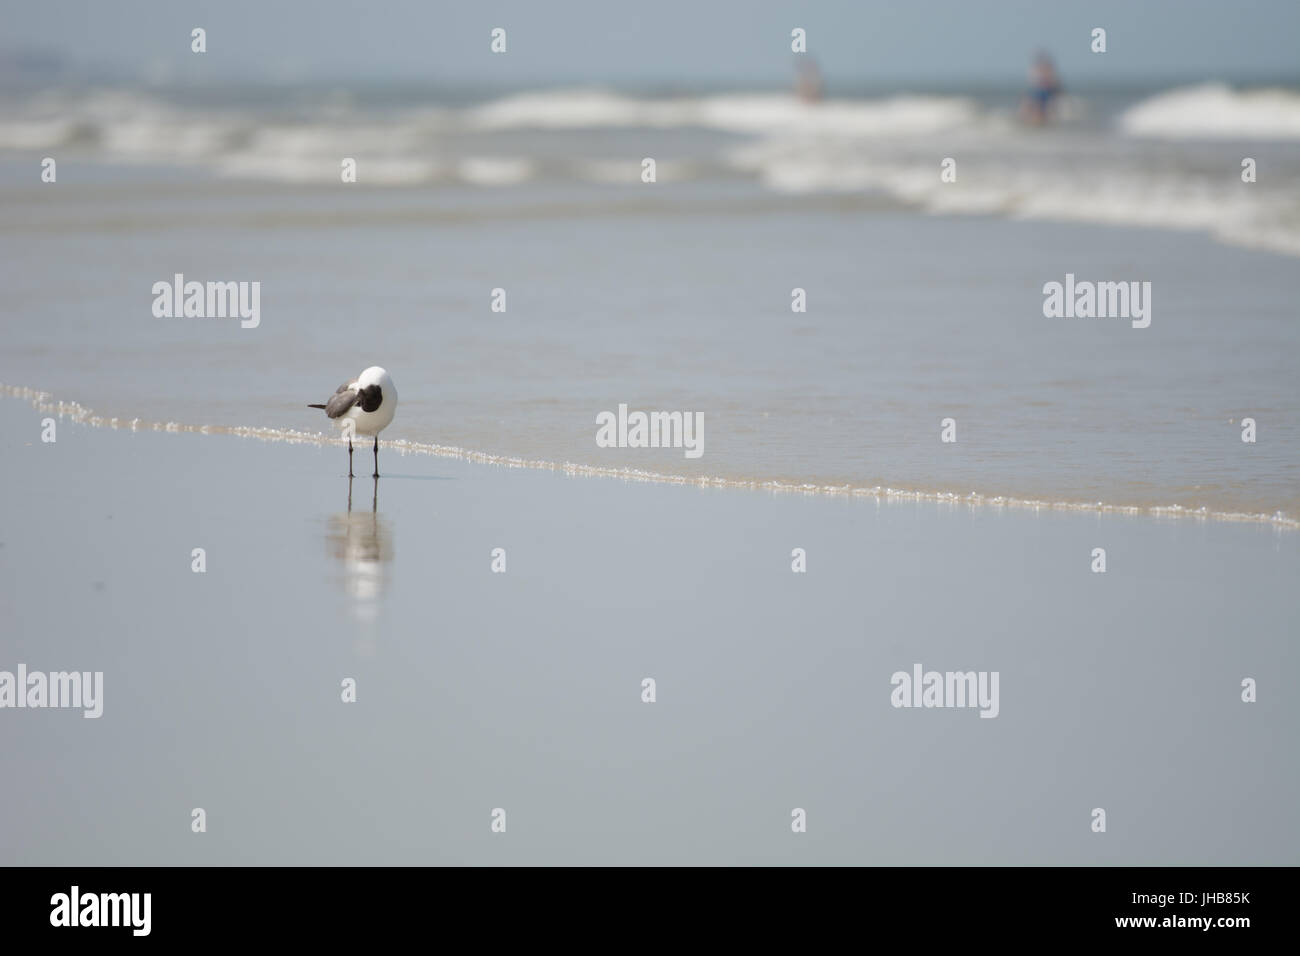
[3,0,1298,95]
[3,53,1298,100]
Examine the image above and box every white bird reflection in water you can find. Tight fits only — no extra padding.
[326,476,393,656]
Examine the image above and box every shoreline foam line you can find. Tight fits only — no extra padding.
[4,383,1295,530]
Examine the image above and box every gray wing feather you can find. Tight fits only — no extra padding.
[324,382,360,419]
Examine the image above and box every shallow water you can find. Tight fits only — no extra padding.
[2,167,1297,522]
[1,84,1297,522]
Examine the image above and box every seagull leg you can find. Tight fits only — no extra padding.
[348,438,354,478]
[347,475,353,513]
[373,436,380,478]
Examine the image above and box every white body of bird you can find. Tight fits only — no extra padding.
[308,365,398,477]
[339,366,397,437]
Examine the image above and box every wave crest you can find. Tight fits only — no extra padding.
[1120,83,1300,140]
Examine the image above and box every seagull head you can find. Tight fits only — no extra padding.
[358,366,394,391]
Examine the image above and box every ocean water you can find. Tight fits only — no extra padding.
[1,83,1297,522]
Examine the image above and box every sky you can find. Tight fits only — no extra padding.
[2,0,1298,90]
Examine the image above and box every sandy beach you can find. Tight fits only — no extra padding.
[2,396,1296,865]
[3,0,1298,872]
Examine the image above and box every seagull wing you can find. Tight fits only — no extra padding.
[323,382,360,419]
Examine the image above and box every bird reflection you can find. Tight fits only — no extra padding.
[326,476,392,656]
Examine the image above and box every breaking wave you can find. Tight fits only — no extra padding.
[3,83,1298,255]
[1118,83,1300,140]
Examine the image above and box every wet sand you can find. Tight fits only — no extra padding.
[1,396,1297,865]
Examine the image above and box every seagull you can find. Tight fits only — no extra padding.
[308,366,398,478]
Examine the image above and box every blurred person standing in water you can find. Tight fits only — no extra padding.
[796,57,824,103]
[1020,51,1062,124]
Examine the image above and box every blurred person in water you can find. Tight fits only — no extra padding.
[1019,51,1062,125]
[796,58,824,103]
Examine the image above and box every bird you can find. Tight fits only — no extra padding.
[308,366,398,478]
